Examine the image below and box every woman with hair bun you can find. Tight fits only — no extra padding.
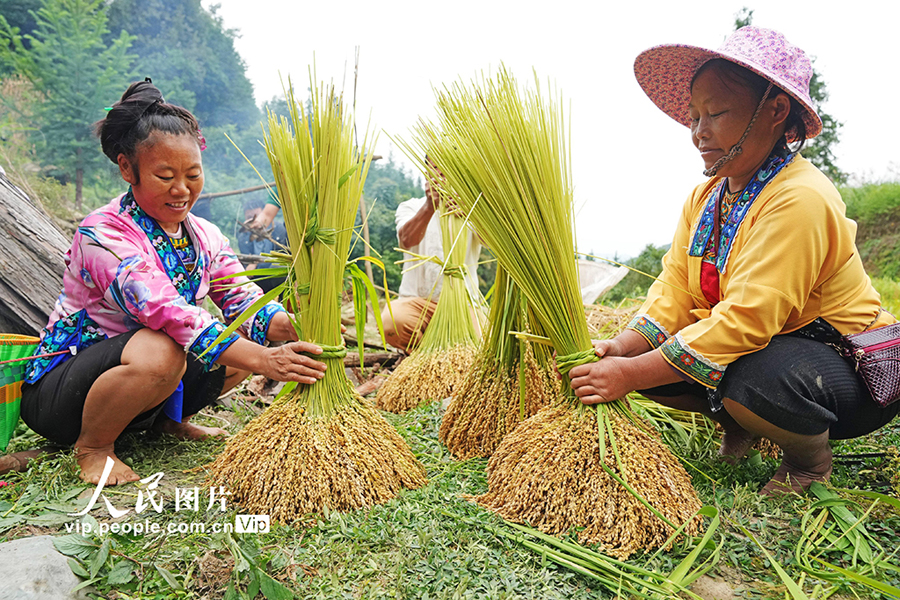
[569,28,898,495]
[20,79,328,485]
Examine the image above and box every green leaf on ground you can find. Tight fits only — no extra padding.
[53,534,97,560]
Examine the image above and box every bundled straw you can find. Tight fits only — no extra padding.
[375,192,482,413]
[584,303,640,339]
[209,76,426,521]
[402,67,700,558]
[439,266,557,458]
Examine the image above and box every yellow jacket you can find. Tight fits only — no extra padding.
[628,155,895,388]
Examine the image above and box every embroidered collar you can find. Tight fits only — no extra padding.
[119,188,202,304]
[689,151,795,274]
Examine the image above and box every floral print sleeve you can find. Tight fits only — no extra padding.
[203,232,286,346]
[76,219,238,368]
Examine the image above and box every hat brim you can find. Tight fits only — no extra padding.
[633,43,822,142]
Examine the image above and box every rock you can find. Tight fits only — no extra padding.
[0,536,93,600]
[690,574,735,600]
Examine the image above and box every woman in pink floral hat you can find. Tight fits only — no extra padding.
[569,27,898,495]
[18,80,329,486]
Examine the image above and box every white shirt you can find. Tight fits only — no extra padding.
[395,197,482,300]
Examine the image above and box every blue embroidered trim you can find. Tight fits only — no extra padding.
[659,334,726,389]
[689,152,795,274]
[249,302,286,346]
[626,314,670,349]
[119,189,201,304]
[25,309,108,383]
[189,321,239,370]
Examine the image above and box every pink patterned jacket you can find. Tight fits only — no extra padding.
[25,190,284,383]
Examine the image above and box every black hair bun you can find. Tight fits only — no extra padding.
[95,78,199,165]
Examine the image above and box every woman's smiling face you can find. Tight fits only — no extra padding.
[118,131,203,233]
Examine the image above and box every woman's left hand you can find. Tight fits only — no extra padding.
[568,357,633,404]
[267,311,299,342]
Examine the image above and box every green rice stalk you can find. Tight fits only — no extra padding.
[375,189,482,413]
[735,522,811,600]
[448,505,721,599]
[793,483,900,596]
[209,74,426,521]
[439,265,557,458]
[400,66,700,557]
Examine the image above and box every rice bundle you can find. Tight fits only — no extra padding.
[403,67,701,558]
[439,265,557,458]
[374,194,482,413]
[209,77,426,521]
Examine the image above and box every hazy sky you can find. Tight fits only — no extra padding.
[205,0,899,259]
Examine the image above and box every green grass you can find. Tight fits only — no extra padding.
[872,277,900,316]
[1,389,899,599]
[842,182,900,224]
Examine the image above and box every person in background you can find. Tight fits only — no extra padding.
[19,80,327,486]
[238,197,287,294]
[568,27,898,495]
[382,160,482,351]
[244,193,281,231]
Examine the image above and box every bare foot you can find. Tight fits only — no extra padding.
[760,459,832,497]
[718,428,758,466]
[75,447,140,485]
[154,418,228,440]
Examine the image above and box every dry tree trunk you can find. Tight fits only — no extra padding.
[0,173,69,335]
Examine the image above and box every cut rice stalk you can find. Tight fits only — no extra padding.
[400,65,701,558]
[209,73,425,520]
[440,265,557,458]
[375,188,482,413]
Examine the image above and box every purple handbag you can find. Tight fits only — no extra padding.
[840,322,900,407]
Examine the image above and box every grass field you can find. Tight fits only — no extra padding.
[3,285,900,599]
[1,375,899,599]
[873,277,900,316]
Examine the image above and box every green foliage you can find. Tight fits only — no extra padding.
[106,0,258,128]
[802,72,845,184]
[733,8,845,184]
[733,7,754,29]
[351,155,424,292]
[842,181,900,222]
[871,277,900,316]
[842,182,900,279]
[601,243,668,305]
[0,0,136,208]
[0,0,41,68]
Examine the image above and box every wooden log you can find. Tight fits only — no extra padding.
[0,173,69,335]
[342,351,399,368]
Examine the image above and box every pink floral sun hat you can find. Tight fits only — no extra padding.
[633,26,822,142]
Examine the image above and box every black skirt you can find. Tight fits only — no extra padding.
[642,329,900,439]
[20,329,226,446]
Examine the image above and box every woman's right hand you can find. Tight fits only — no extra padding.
[260,341,327,384]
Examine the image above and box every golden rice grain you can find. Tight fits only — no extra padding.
[474,404,701,559]
[439,345,557,459]
[209,388,426,523]
[375,344,477,413]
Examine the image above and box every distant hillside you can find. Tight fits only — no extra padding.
[843,182,900,280]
